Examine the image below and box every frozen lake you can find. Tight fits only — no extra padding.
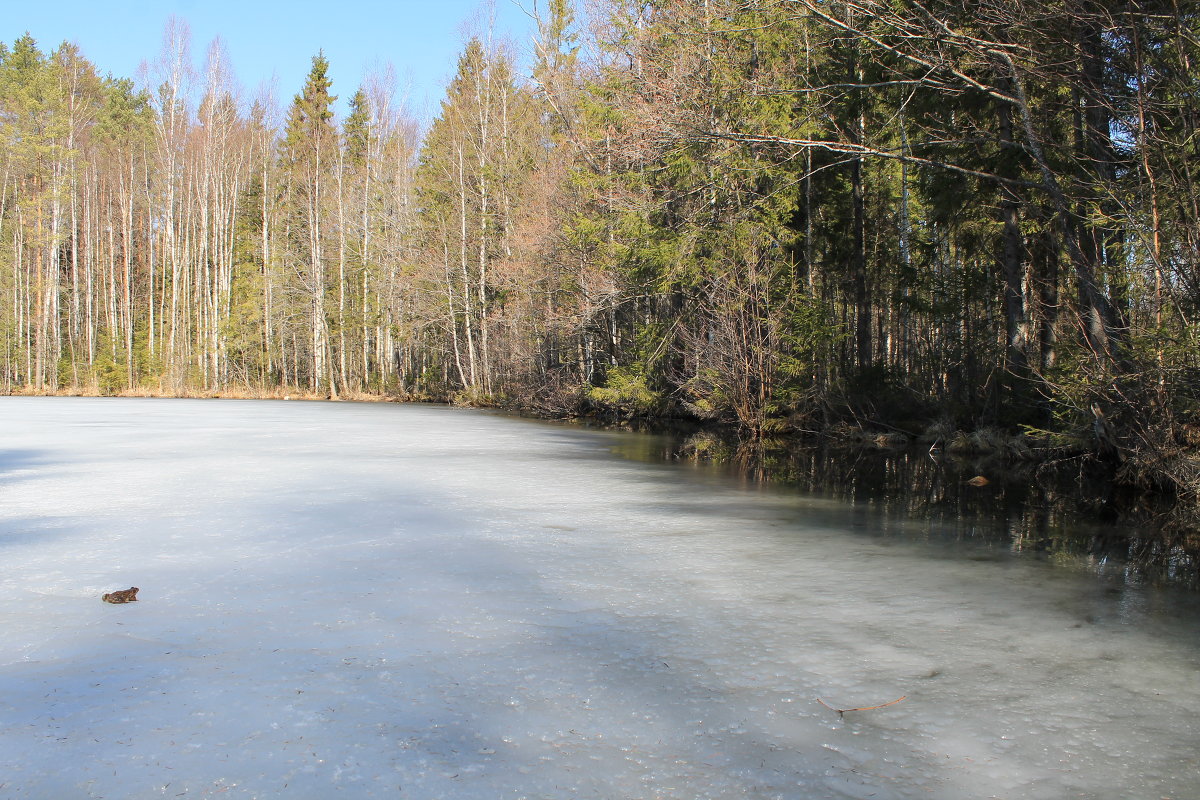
[2,396,1198,799]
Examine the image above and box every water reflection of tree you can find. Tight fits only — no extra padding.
[675,433,1200,591]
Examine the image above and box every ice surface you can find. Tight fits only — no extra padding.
[1,396,1199,799]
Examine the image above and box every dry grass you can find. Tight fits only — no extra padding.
[3,384,408,404]
[920,419,956,445]
[929,425,1035,459]
[871,431,910,449]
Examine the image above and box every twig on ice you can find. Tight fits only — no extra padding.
[817,695,907,719]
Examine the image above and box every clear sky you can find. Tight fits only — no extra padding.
[7,0,538,123]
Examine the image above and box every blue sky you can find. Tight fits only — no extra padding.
[8,0,538,122]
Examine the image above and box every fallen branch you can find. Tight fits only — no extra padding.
[817,695,907,719]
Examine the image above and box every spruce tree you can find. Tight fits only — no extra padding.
[279,52,339,395]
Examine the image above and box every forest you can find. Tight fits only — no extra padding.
[1,0,1198,502]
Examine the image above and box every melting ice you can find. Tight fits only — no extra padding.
[1,397,1198,799]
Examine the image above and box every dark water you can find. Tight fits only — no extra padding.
[590,425,1200,592]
